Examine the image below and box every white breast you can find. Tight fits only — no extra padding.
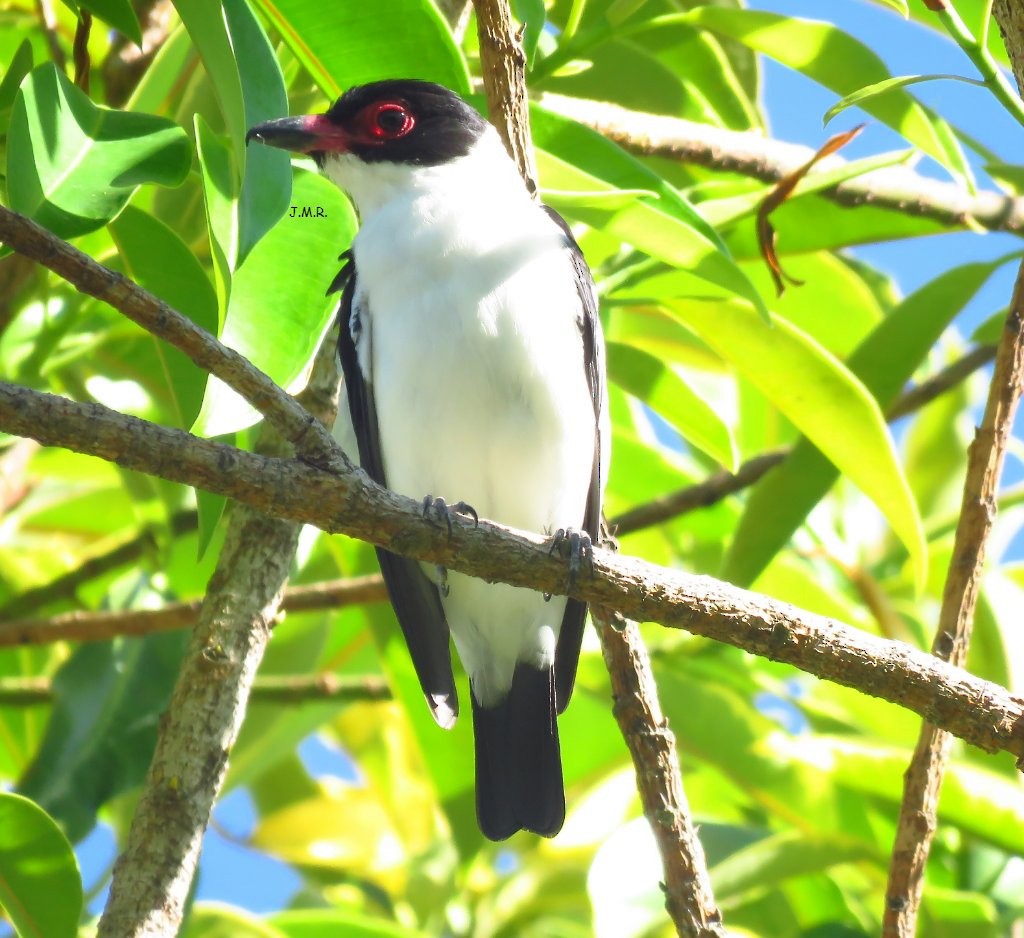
[332,132,602,704]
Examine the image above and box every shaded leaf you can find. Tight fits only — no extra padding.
[108,206,219,428]
[80,0,142,46]
[17,633,187,841]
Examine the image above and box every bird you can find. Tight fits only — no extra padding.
[247,79,608,840]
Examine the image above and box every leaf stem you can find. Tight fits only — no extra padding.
[938,1,1024,128]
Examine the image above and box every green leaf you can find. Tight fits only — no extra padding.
[270,908,430,937]
[79,0,142,46]
[7,64,190,238]
[0,792,82,938]
[710,830,876,903]
[724,256,1015,588]
[868,0,909,14]
[108,207,219,428]
[195,115,239,314]
[182,904,287,938]
[224,0,291,262]
[824,74,986,127]
[615,287,927,586]
[680,7,972,183]
[17,633,187,841]
[0,38,32,130]
[173,0,291,265]
[607,341,738,469]
[193,170,357,437]
[171,0,246,165]
[529,102,769,319]
[250,0,471,98]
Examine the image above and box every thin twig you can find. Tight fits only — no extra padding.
[0,574,387,647]
[3,383,1024,760]
[540,94,1024,235]
[0,672,391,706]
[72,10,92,92]
[594,606,725,936]
[883,269,1024,933]
[611,344,997,536]
[0,510,199,620]
[34,0,66,70]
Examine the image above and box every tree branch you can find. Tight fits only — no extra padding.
[882,197,1024,935]
[541,94,1024,235]
[476,6,719,932]
[96,331,341,937]
[3,385,1023,764]
[0,509,198,619]
[0,574,387,647]
[473,0,539,195]
[595,607,725,936]
[0,672,391,706]
[0,206,346,473]
[612,344,997,537]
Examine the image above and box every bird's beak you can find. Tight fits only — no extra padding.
[245,114,349,154]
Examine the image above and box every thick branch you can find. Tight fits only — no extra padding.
[541,94,1024,235]
[473,0,539,194]
[96,333,340,938]
[3,383,1024,763]
[883,207,1024,934]
[595,607,724,936]
[0,574,387,647]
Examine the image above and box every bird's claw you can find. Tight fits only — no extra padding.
[548,527,595,590]
[435,564,450,598]
[422,495,479,540]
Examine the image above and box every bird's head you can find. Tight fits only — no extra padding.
[247,80,497,215]
[247,79,491,166]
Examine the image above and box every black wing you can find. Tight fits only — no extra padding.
[542,208,605,714]
[332,255,458,728]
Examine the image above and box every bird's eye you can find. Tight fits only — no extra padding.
[368,102,415,139]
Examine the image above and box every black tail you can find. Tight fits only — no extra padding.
[471,664,565,841]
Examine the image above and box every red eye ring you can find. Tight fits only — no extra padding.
[367,102,415,140]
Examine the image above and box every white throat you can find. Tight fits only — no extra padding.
[320,127,529,219]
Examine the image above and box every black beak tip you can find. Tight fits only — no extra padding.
[245,127,263,146]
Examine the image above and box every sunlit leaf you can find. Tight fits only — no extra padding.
[725,256,1015,588]
[250,0,471,98]
[823,73,985,127]
[7,64,189,237]
[193,170,356,437]
[0,793,82,938]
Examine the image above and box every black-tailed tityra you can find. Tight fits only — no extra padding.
[247,80,609,840]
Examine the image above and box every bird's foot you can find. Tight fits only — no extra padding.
[423,497,478,595]
[421,495,479,539]
[548,527,595,593]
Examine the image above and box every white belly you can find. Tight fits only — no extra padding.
[353,209,595,705]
